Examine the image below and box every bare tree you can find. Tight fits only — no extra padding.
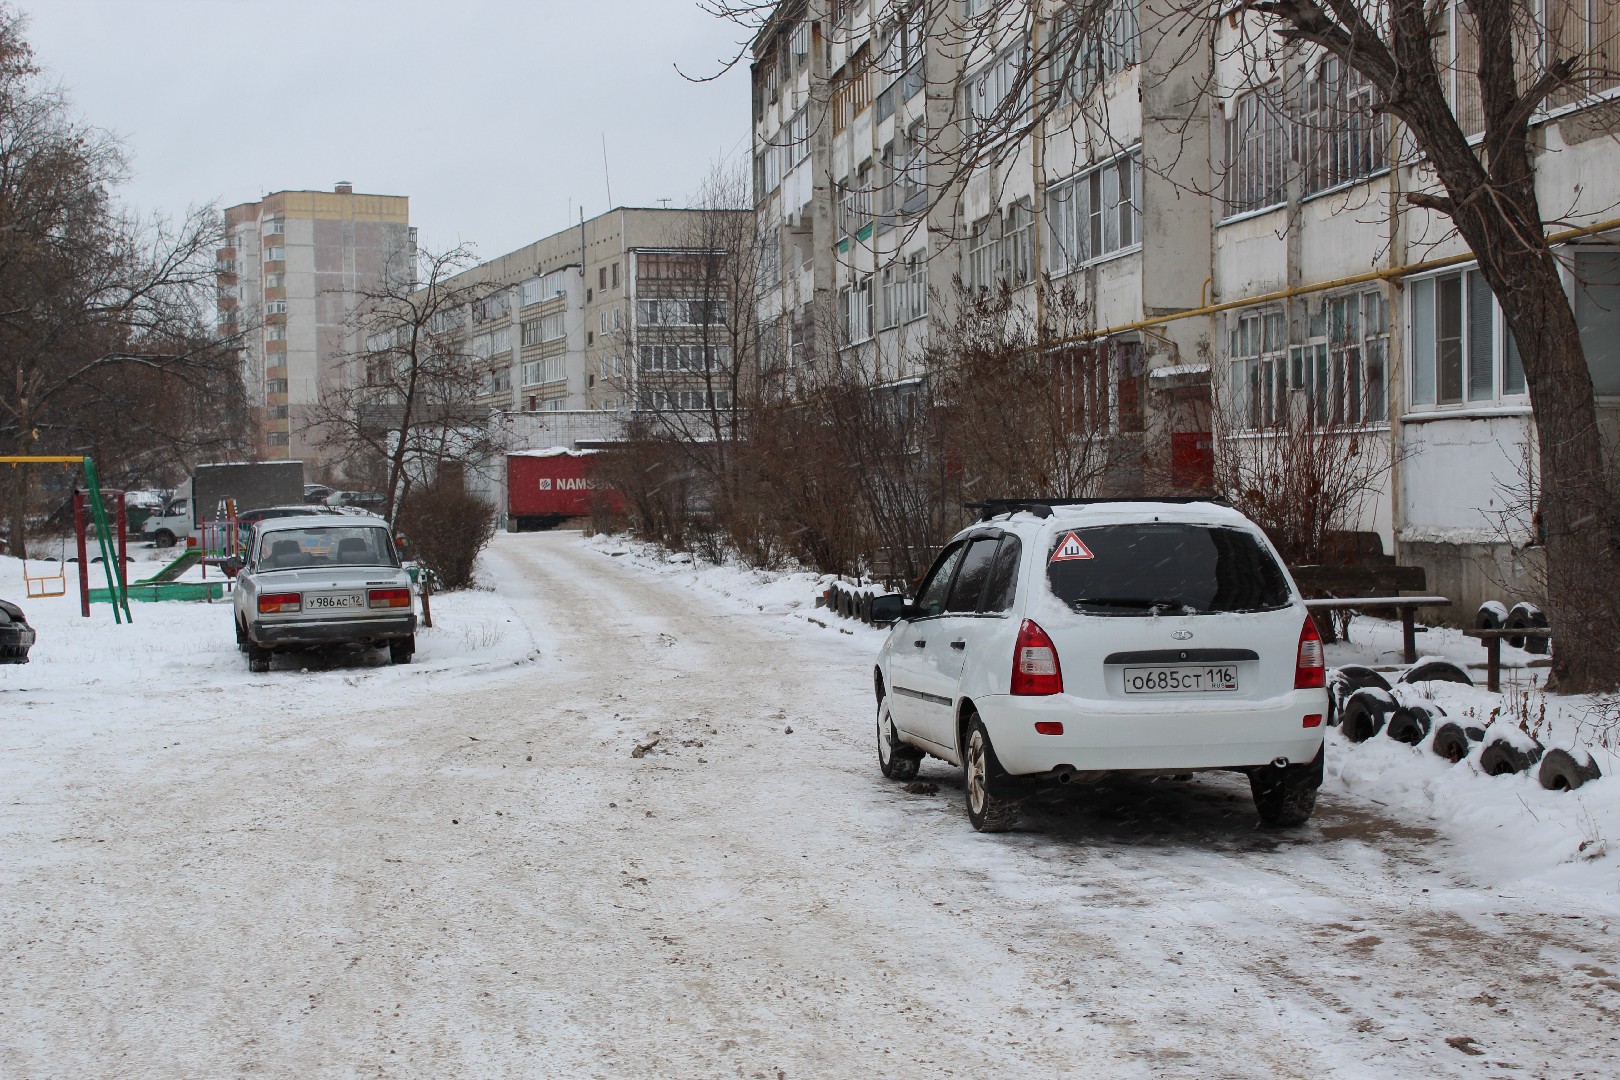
[0,7,245,554]
[313,245,507,522]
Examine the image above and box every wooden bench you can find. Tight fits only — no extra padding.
[1304,596,1453,664]
[1461,627,1554,692]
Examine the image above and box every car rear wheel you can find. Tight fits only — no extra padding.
[964,716,1020,832]
[153,529,176,548]
[389,634,415,665]
[1250,747,1323,827]
[246,644,272,673]
[876,697,921,781]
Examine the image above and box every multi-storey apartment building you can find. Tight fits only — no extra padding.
[750,1,1620,614]
[404,206,748,421]
[217,184,414,472]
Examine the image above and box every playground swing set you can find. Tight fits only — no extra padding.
[1,455,133,624]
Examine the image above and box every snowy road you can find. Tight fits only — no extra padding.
[4,531,1619,1078]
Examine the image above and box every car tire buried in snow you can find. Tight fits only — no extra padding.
[1327,665,1393,726]
[1479,733,1545,777]
[1475,600,1508,632]
[963,715,1020,833]
[1432,721,1473,764]
[1506,602,1550,655]
[1339,687,1397,743]
[1385,705,1437,746]
[1250,746,1324,827]
[1399,659,1473,687]
[1537,748,1603,791]
[235,618,250,653]
[876,697,921,781]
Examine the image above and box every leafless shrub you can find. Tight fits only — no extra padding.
[394,482,498,591]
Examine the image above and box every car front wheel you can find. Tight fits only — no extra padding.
[876,696,921,781]
[963,715,1020,832]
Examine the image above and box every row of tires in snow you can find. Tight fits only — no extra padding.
[821,582,899,625]
[1474,599,1550,654]
[1329,661,1602,791]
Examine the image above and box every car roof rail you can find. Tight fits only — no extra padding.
[965,496,1232,522]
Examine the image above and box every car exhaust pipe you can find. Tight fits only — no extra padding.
[1272,757,1290,768]
[1054,767,1076,785]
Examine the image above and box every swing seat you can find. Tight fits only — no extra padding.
[25,568,66,599]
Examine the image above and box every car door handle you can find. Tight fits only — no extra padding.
[912,639,926,648]
[950,640,966,651]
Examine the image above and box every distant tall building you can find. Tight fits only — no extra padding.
[216,183,414,473]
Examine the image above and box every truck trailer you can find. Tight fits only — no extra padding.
[506,449,621,530]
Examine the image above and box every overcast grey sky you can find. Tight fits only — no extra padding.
[20,0,751,259]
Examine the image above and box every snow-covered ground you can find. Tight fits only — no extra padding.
[3,532,1618,1077]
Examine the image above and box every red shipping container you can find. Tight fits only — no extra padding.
[507,449,623,528]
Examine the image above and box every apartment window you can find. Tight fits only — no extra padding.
[266,432,290,446]
[790,21,810,69]
[475,291,509,323]
[638,344,732,372]
[262,218,285,236]
[637,299,728,326]
[963,41,1030,137]
[1002,199,1034,286]
[472,333,494,360]
[522,312,566,346]
[264,325,286,341]
[490,326,512,355]
[1223,87,1287,217]
[759,228,781,289]
[1047,151,1141,274]
[263,246,285,263]
[266,405,288,420]
[1574,250,1620,395]
[1409,268,1525,407]
[1046,0,1140,105]
[427,307,464,335]
[521,354,567,386]
[841,275,874,342]
[486,365,512,395]
[264,273,283,289]
[1289,290,1390,426]
[900,120,927,206]
[265,300,288,315]
[964,215,999,292]
[265,379,288,394]
[1299,56,1386,196]
[1229,309,1288,429]
[611,262,620,288]
[879,263,900,330]
[902,250,928,322]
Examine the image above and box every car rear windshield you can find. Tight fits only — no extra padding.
[1046,523,1290,615]
[256,526,399,570]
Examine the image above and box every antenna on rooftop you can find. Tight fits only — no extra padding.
[656,198,673,209]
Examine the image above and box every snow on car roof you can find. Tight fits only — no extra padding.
[255,514,389,531]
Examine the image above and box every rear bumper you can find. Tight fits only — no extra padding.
[250,614,415,648]
[976,689,1328,774]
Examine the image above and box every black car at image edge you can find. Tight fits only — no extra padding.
[0,598,36,664]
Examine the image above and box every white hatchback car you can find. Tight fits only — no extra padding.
[232,515,416,672]
[870,499,1328,831]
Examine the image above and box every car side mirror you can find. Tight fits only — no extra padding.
[221,556,244,578]
[870,594,911,623]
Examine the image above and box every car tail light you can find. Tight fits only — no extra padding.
[1035,721,1064,735]
[1295,615,1326,689]
[258,592,301,614]
[1303,714,1323,728]
[368,588,411,609]
[1011,619,1063,696]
